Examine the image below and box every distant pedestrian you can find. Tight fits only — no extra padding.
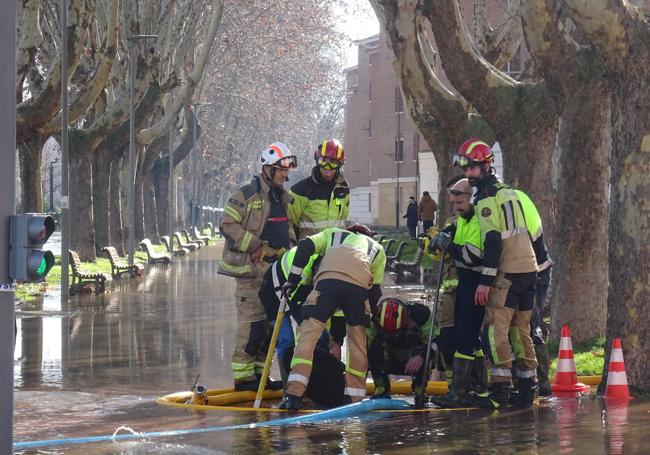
[418,191,438,233]
[403,196,418,239]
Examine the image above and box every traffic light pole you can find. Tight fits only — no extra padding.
[0,0,16,452]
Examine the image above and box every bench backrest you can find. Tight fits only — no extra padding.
[173,232,185,246]
[69,250,83,271]
[160,236,171,250]
[101,246,121,263]
[181,230,191,242]
[140,238,155,253]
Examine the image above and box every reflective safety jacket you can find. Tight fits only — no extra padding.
[270,246,318,304]
[473,174,537,285]
[218,174,296,277]
[515,190,553,272]
[448,211,483,272]
[288,167,350,239]
[289,227,385,289]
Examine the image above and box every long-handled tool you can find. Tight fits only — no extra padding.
[254,296,288,408]
[418,234,451,407]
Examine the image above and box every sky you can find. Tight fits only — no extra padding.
[336,1,380,68]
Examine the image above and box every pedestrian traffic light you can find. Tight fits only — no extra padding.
[9,214,56,282]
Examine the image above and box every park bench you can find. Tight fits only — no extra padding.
[69,250,108,295]
[193,226,211,245]
[381,238,395,256]
[174,231,199,252]
[374,234,385,244]
[160,235,188,256]
[206,222,216,237]
[139,238,172,264]
[385,241,407,270]
[100,246,144,279]
[180,230,202,250]
[394,247,425,284]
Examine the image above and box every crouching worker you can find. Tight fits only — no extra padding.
[278,224,386,410]
[368,297,436,409]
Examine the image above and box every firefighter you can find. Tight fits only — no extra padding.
[288,139,350,240]
[453,139,539,409]
[516,190,553,397]
[368,297,435,409]
[278,224,386,409]
[218,142,297,391]
[431,178,487,408]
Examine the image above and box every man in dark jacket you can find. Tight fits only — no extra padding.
[403,196,419,239]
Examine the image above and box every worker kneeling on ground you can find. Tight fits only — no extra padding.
[279,224,386,410]
[368,297,437,409]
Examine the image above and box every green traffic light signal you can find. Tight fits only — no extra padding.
[9,214,56,282]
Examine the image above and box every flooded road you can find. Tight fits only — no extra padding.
[13,243,649,454]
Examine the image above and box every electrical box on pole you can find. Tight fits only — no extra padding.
[9,214,56,282]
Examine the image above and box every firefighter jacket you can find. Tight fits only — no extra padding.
[218,174,296,277]
[367,302,434,358]
[288,166,350,239]
[515,190,553,272]
[448,209,483,273]
[473,174,537,286]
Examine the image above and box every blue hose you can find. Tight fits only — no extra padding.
[14,399,411,450]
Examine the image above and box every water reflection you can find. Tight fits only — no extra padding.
[12,244,650,454]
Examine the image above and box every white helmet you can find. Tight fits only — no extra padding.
[260,142,298,169]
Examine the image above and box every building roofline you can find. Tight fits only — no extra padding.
[343,65,359,74]
[353,34,380,47]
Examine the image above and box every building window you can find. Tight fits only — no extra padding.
[368,193,372,212]
[369,52,378,66]
[395,137,404,162]
[369,82,372,102]
[366,119,372,138]
[394,87,404,113]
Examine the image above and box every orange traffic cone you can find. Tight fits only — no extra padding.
[551,325,590,395]
[604,338,632,400]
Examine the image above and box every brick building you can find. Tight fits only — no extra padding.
[343,2,517,227]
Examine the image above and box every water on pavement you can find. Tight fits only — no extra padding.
[13,243,649,454]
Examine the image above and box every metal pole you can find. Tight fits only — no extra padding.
[191,108,198,231]
[168,95,174,253]
[127,39,135,265]
[49,162,54,212]
[0,0,16,451]
[61,0,70,305]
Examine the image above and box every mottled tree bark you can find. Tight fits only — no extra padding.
[18,134,46,212]
[143,172,159,242]
[562,0,650,390]
[69,152,96,261]
[153,158,170,238]
[92,144,111,251]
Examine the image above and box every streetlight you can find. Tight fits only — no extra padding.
[127,34,157,265]
[190,102,211,235]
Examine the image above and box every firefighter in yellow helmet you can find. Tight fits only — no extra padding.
[288,139,350,240]
[218,142,297,392]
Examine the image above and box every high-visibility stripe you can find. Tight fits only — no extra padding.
[219,260,252,274]
[501,227,529,239]
[466,140,491,156]
[488,325,499,363]
[332,231,344,246]
[270,144,285,158]
[482,267,498,276]
[321,141,327,157]
[290,265,303,276]
[290,357,313,368]
[509,327,524,359]
[337,144,343,159]
[298,220,346,229]
[271,262,281,289]
[241,231,253,251]
[224,205,242,222]
[454,351,475,361]
[232,362,255,379]
[455,261,483,272]
[345,365,367,379]
[490,368,512,377]
[531,227,543,242]
[288,373,309,386]
[606,370,628,385]
[344,387,367,397]
[513,368,537,378]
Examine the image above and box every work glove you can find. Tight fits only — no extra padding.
[428,232,451,254]
[281,281,298,300]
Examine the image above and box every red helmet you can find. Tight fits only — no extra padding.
[453,139,494,167]
[377,298,408,334]
[346,222,376,237]
[314,139,345,169]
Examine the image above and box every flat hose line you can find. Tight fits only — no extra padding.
[13,398,411,450]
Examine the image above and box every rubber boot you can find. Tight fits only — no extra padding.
[278,393,303,410]
[371,375,391,399]
[465,382,513,410]
[277,356,289,387]
[534,344,552,397]
[430,357,474,408]
[472,352,488,393]
[510,377,538,408]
